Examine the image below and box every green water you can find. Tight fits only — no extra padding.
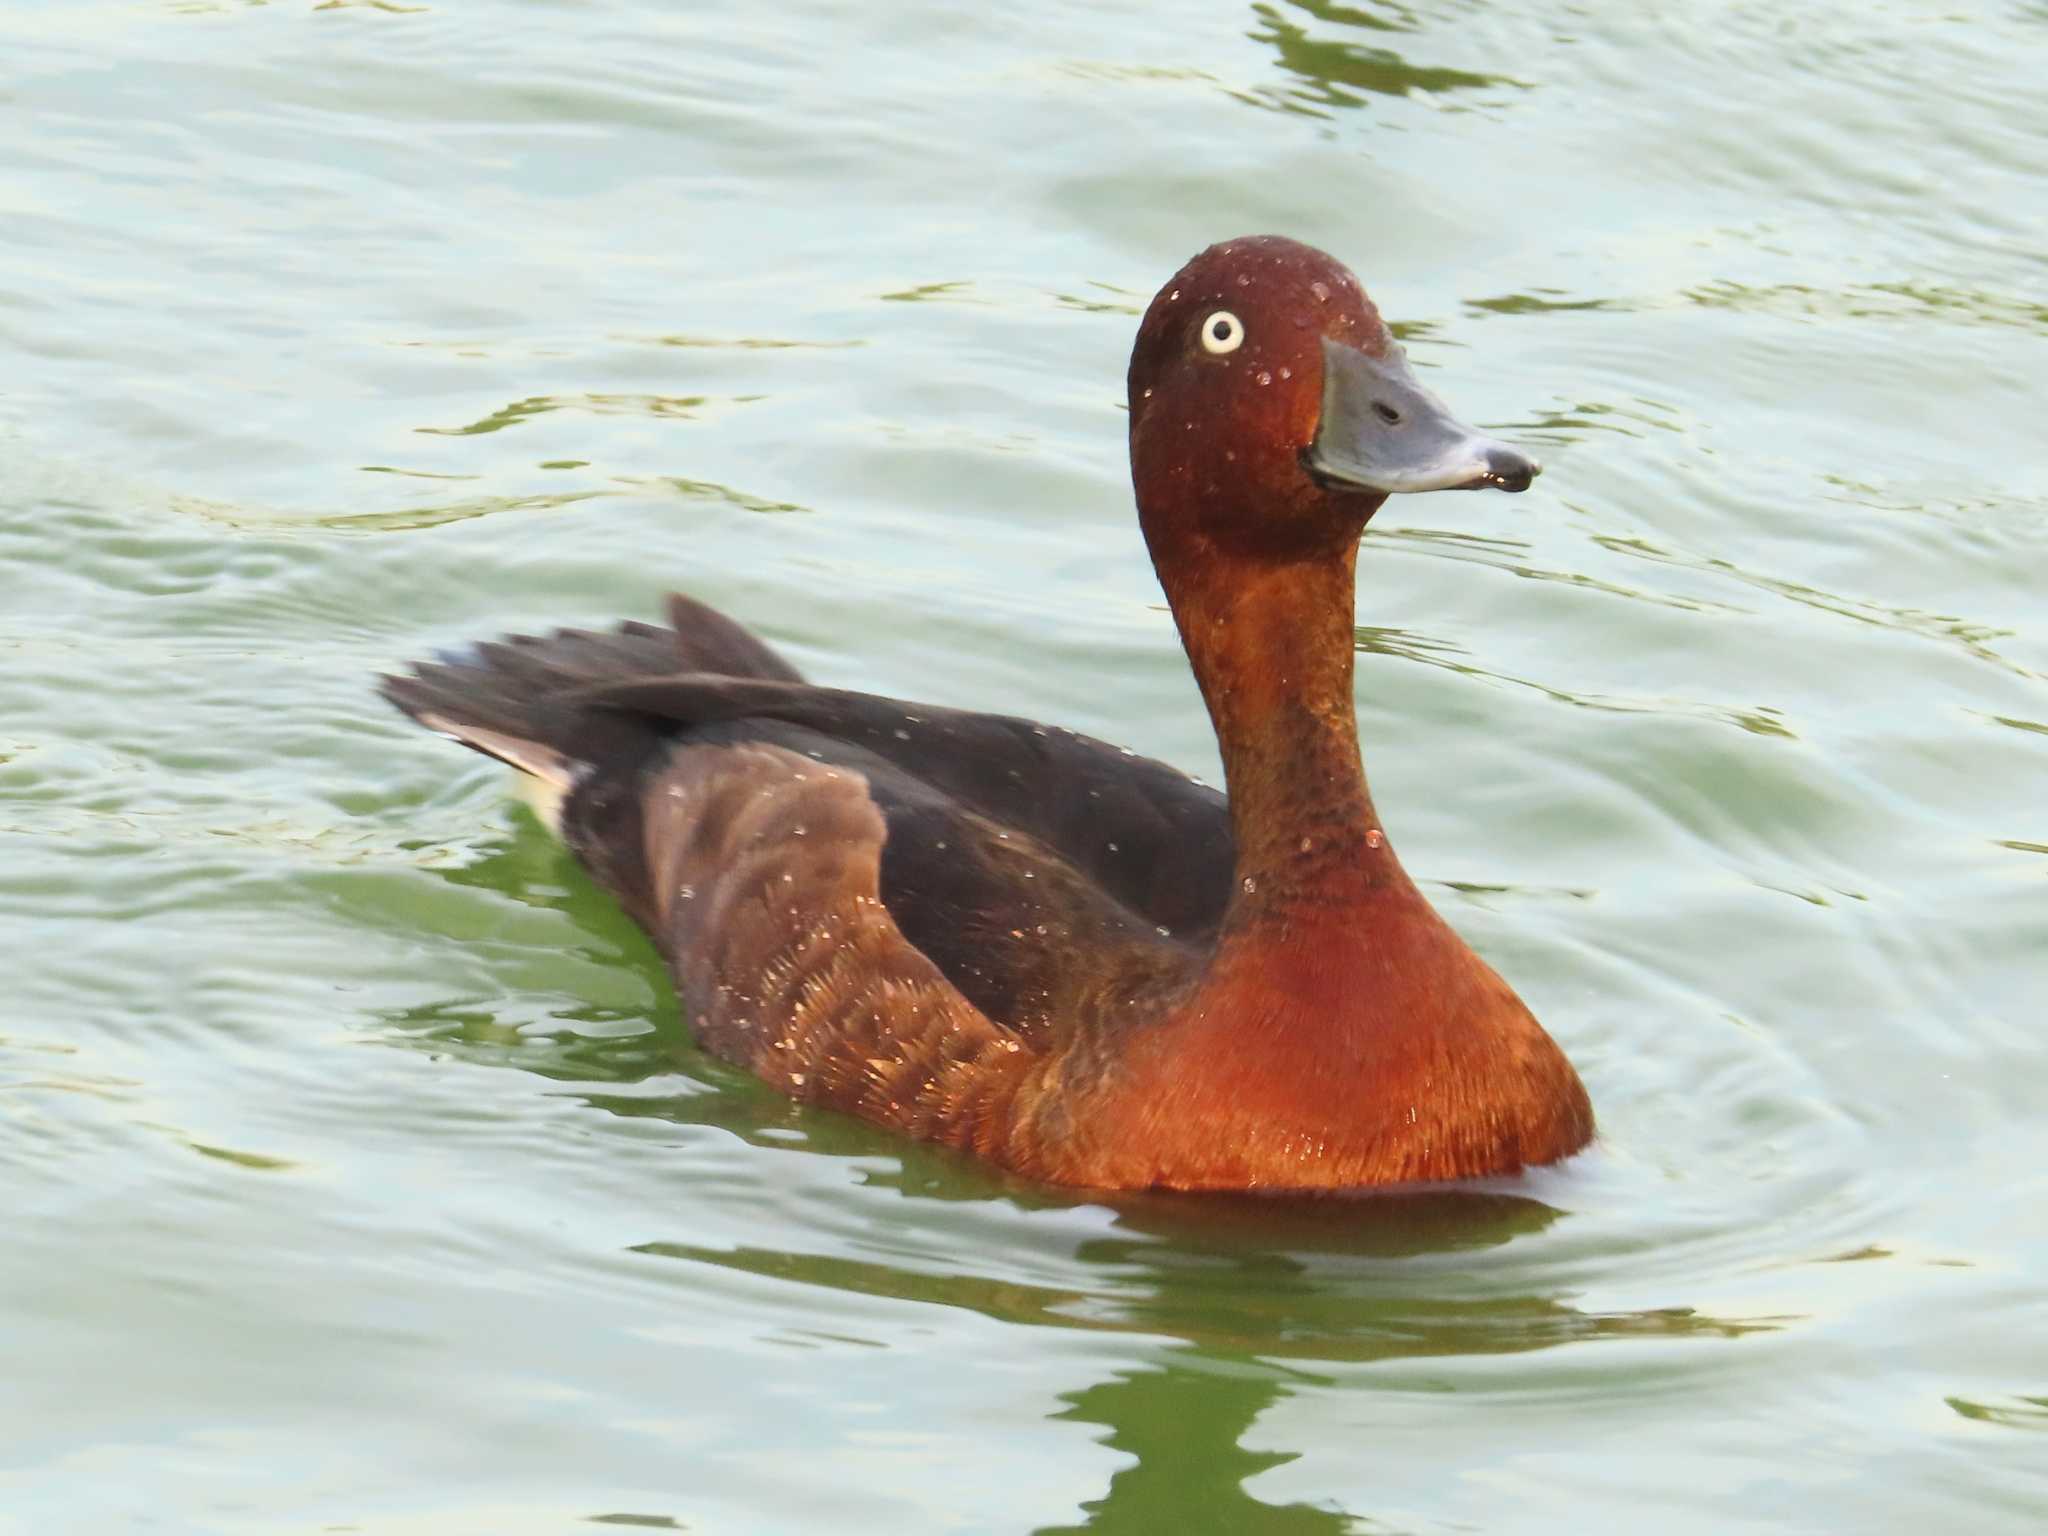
[4,1,2045,1530]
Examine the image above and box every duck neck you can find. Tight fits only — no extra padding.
[1153,534,1409,922]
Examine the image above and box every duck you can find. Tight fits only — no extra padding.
[383,235,1594,1191]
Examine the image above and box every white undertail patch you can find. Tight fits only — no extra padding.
[415,711,576,840]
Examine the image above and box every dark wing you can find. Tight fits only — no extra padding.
[572,673,1235,942]
[382,595,1232,1051]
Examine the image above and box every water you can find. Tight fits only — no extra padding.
[3,1,2045,1530]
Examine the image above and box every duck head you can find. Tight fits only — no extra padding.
[1127,235,1539,560]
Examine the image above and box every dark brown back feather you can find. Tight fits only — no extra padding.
[568,674,1235,939]
[382,594,1224,1054]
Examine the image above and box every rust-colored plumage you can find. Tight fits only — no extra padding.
[384,236,1593,1190]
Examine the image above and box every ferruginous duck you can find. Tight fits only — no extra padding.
[383,235,1594,1190]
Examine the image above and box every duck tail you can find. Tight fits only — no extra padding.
[380,591,805,835]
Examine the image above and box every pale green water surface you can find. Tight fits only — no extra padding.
[3,1,2046,1531]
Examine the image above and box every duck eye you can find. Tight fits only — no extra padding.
[1373,401,1402,425]
[1199,311,1244,355]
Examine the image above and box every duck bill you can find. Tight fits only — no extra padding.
[1306,335,1541,495]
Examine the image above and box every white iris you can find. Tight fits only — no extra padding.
[1199,311,1244,355]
